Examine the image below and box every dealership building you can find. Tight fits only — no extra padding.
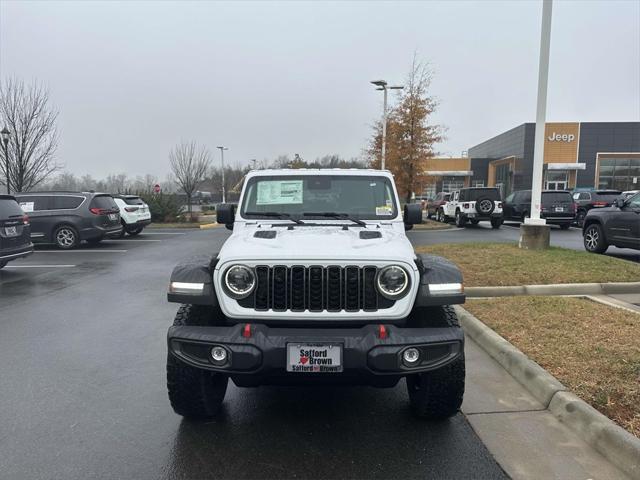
[423,122,640,197]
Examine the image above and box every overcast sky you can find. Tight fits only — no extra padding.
[1,0,638,180]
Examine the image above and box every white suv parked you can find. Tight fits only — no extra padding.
[113,195,151,236]
[443,187,503,229]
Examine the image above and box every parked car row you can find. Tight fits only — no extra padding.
[422,187,639,254]
[0,191,152,267]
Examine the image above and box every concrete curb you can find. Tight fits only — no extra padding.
[455,305,640,480]
[199,223,222,230]
[465,281,640,298]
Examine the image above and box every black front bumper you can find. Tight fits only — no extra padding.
[168,323,464,387]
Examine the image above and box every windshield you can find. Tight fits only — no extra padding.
[240,175,398,220]
[542,192,572,203]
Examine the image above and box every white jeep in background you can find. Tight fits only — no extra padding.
[165,169,467,421]
[442,187,503,229]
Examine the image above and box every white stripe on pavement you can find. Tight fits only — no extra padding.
[4,264,77,268]
[34,249,128,253]
[141,232,186,235]
[105,239,162,242]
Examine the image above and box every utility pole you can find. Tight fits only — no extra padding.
[217,146,229,203]
[371,80,403,170]
[520,0,553,249]
[1,127,10,194]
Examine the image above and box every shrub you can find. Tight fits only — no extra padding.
[140,193,183,222]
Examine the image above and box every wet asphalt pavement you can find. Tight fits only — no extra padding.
[0,228,510,480]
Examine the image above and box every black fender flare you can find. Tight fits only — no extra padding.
[413,254,465,307]
[167,254,219,305]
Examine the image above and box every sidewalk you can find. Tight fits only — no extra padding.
[463,338,630,479]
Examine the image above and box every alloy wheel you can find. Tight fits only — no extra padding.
[56,228,76,248]
[585,228,599,250]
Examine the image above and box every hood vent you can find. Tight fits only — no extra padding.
[254,231,277,239]
[359,231,382,240]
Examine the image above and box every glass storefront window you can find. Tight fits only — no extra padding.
[597,157,640,191]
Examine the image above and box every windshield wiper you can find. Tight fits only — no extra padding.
[244,211,304,224]
[302,212,366,227]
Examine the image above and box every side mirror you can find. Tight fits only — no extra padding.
[404,203,423,226]
[615,198,625,209]
[216,203,236,230]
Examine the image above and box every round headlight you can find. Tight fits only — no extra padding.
[224,265,255,298]
[376,265,409,299]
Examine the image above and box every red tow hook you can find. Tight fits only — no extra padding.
[378,324,388,340]
[242,323,252,338]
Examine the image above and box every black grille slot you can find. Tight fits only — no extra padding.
[326,266,342,311]
[345,266,360,311]
[254,266,270,310]
[246,265,394,312]
[362,267,378,311]
[272,266,288,311]
[308,266,324,311]
[290,266,306,311]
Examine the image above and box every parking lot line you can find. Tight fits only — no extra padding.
[141,232,186,235]
[34,249,128,253]
[3,264,77,268]
[106,239,162,242]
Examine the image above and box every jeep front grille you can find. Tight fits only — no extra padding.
[238,265,394,312]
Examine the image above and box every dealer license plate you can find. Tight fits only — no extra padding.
[555,207,564,212]
[287,343,343,373]
[108,213,118,221]
[5,226,18,237]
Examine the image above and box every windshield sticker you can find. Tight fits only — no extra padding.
[20,202,34,213]
[376,206,393,216]
[256,180,303,205]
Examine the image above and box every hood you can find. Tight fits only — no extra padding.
[218,222,416,264]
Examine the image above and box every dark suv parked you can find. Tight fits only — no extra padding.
[14,192,122,249]
[503,190,575,229]
[572,190,622,226]
[583,192,640,253]
[0,195,34,268]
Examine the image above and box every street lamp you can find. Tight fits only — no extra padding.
[371,80,403,170]
[217,146,229,203]
[1,127,9,194]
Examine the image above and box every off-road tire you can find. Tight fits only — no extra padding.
[167,304,229,419]
[455,211,466,228]
[490,218,502,229]
[475,196,495,216]
[53,225,79,249]
[583,223,608,254]
[406,306,465,419]
[437,208,445,223]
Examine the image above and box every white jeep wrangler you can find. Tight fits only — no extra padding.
[166,169,466,419]
[442,187,503,229]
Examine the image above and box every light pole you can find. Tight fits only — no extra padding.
[217,146,229,203]
[520,0,553,249]
[1,127,9,194]
[371,80,403,170]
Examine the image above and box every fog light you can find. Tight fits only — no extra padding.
[403,348,420,366]
[211,346,228,365]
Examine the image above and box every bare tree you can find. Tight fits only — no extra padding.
[0,78,60,192]
[169,141,211,218]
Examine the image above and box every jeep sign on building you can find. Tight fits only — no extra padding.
[421,122,639,197]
